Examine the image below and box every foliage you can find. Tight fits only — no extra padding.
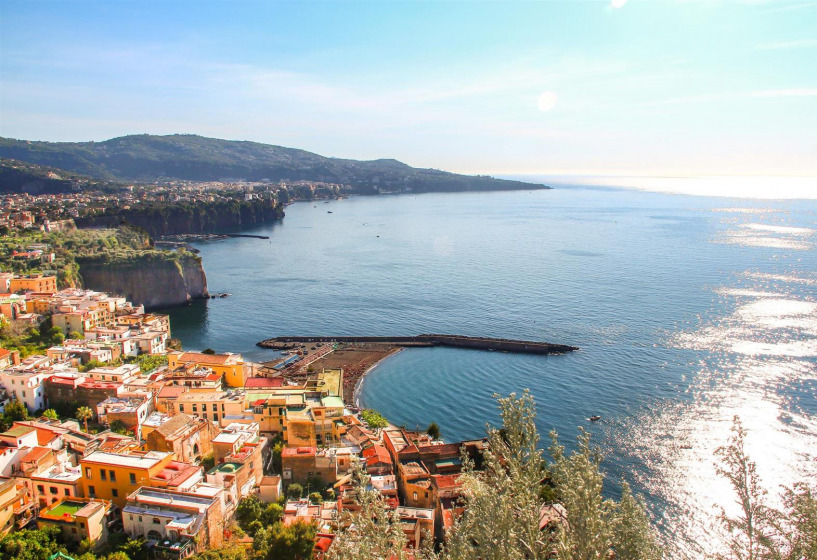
[270,438,284,474]
[0,398,30,431]
[613,482,663,560]
[329,462,430,560]
[360,409,389,430]
[253,520,317,560]
[308,492,323,504]
[427,421,441,440]
[0,526,66,560]
[715,416,817,560]
[108,419,132,436]
[135,353,168,373]
[202,348,216,355]
[191,544,249,560]
[236,496,283,537]
[0,316,67,357]
[76,405,94,432]
[201,452,215,470]
[42,408,60,420]
[287,483,304,500]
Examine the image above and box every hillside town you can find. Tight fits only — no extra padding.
[0,274,515,559]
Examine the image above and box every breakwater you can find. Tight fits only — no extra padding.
[257,334,578,354]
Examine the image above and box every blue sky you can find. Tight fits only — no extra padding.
[1,0,815,177]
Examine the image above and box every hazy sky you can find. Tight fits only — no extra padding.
[1,0,815,177]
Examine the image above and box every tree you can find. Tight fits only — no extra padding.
[42,409,59,421]
[202,348,216,355]
[0,526,66,560]
[109,419,131,435]
[360,409,388,430]
[715,416,778,560]
[329,462,424,560]
[0,398,29,430]
[715,416,817,560]
[427,421,441,440]
[287,483,303,500]
[308,492,323,504]
[254,520,316,560]
[613,482,662,560]
[76,406,94,433]
[136,353,168,373]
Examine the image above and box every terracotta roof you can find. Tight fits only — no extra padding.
[153,413,194,438]
[21,446,52,463]
[362,445,392,465]
[34,427,61,446]
[157,386,187,399]
[0,348,11,359]
[245,377,284,388]
[178,352,231,365]
[281,446,317,458]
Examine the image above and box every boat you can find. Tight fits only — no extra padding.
[327,211,333,213]
[588,415,601,422]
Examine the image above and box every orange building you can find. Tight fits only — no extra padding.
[10,274,57,294]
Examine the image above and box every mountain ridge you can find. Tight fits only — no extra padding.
[0,134,548,193]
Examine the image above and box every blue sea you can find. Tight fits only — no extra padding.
[166,181,817,558]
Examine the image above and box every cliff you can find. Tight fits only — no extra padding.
[75,199,286,237]
[76,250,208,309]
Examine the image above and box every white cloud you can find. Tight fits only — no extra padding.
[611,0,628,8]
[537,91,559,112]
[756,38,817,50]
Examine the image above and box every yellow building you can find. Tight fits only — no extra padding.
[80,450,173,509]
[175,390,247,425]
[167,351,247,388]
[37,498,112,547]
[10,274,57,294]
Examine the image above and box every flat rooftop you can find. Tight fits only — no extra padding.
[82,450,170,469]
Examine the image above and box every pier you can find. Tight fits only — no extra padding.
[257,334,578,355]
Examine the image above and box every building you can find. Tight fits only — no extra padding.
[0,359,55,412]
[9,274,57,294]
[37,498,112,547]
[123,486,225,557]
[0,477,35,534]
[144,413,215,464]
[175,390,246,425]
[167,351,247,388]
[96,395,153,436]
[80,450,174,508]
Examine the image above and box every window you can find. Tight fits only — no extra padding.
[80,522,85,528]
[112,489,118,497]
[88,486,95,497]
[49,487,58,495]
[130,473,136,484]
[179,404,184,412]
[213,413,218,421]
[202,403,207,411]
[109,470,116,482]
[413,492,418,501]
[21,391,26,397]
[139,516,142,522]
[153,518,161,524]
[71,528,77,534]
[64,489,70,496]
[37,485,44,493]
[100,470,107,481]
[86,468,92,479]
[192,404,197,412]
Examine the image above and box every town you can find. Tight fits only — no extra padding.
[0,274,521,559]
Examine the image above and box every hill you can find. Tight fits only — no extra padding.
[0,158,119,194]
[0,134,548,193]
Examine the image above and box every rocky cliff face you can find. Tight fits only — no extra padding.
[77,252,208,310]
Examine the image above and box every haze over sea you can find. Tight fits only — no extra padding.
[166,178,817,558]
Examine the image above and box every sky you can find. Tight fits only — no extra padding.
[0,0,816,178]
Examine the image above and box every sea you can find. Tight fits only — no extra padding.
[165,178,817,558]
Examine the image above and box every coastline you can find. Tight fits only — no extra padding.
[353,347,403,409]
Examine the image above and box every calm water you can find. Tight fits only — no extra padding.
[166,184,817,558]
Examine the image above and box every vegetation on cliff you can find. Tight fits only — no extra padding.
[0,158,122,194]
[75,198,286,237]
[0,134,548,193]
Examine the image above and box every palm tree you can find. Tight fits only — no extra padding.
[76,406,93,433]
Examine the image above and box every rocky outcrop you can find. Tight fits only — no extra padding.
[77,251,208,310]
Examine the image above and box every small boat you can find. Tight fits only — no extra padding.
[588,415,601,422]
[327,211,333,213]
